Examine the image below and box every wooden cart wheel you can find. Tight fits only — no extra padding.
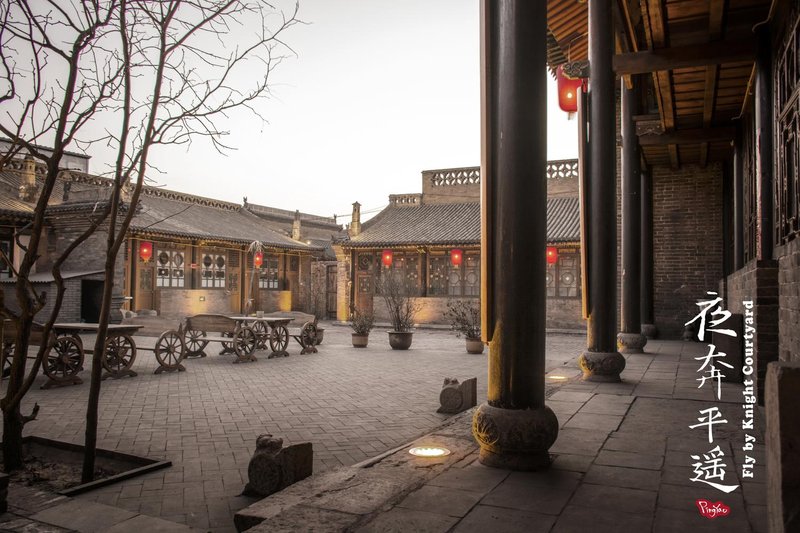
[234,326,257,357]
[155,330,185,369]
[300,322,318,347]
[102,334,136,376]
[251,321,268,350]
[269,325,289,353]
[43,335,84,382]
[184,330,208,356]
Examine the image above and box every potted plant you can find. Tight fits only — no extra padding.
[445,300,484,354]
[349,307,374,347]
[377,270,421,350]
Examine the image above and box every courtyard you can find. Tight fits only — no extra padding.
[4,325,582,531]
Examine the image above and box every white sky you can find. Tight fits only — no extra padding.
[90,0,578,222]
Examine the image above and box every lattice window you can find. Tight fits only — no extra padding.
[258,256,280,289]
[156,249,185,288]
[0,240,10,278]
[428,255,448,296]
[428,251,480,297]
[463,253,480,297]
[776,7,800,245]
[200,251,226,288]
[391,252,421,296]
[743,110,758,262]
[545,249,580,299]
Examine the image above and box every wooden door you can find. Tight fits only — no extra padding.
[355,252,375,315]
[326,265,337,319]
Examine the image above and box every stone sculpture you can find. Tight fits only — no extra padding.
[437,377,477,414]
[243,434,313,498]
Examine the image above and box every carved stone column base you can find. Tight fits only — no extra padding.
[617,332,647,354]
[641,323,658,339]
[579,350,626,382]
[472,403,558,471]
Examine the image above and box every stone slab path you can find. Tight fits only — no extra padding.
[1,325,582,532]
[248,339,762,533]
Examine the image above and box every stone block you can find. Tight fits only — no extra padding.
[243,435,313,498]
[766,362,800,533]
[437,377,477,414]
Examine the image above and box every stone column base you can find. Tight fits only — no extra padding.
[641,323,658,339]
[472,403,558,471]
[617,332,647,354]
[579,350,626,382]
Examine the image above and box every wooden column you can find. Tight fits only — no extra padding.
[755,26,773,261]
[579,0,626,381]
[618,78,647,353]
[640,167,658,338]
[473,0,557,471]
[733,125,745,271]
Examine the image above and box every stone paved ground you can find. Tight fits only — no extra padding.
[1,324,583,532]
[230,339,766,533]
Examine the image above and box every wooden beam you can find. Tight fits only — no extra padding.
[701,0,725,167]
[613,38,756,75]
[642,0,678,168]
[709,0,725,40]
[638,126,736,146]
[700,65,718,167]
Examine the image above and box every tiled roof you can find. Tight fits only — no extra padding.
[343,197,580,247]
[131,193,319,251]
[0,161,325,251]
[547,197,580,243]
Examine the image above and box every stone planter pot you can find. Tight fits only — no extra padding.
[388,331,413,350]
[352,333,369,348]
[315,328,325,345]
[465,338,484,354]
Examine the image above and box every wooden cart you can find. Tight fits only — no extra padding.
[181,314,258,363]
[52,323,143,380]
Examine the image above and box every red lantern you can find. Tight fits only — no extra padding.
[546,246,558,265]
[254,251,263,268]
[450,248,463,267]
[139,241,153,262]
[381,249,393,267]
[556,65,583,113]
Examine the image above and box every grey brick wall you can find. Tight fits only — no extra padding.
[651,163,724,338]
[725,259,779,402]
[778,238,800,364]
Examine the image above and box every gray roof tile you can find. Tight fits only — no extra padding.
[344,197,579,247]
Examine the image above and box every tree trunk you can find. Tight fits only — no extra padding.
[2,404,24,472]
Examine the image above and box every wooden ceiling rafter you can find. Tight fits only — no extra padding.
[701,0,726,167]
[641,0,679,168]
[545,0,770,166]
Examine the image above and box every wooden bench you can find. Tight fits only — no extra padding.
[181,314,258,363]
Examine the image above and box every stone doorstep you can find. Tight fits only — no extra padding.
[235,412,477,532]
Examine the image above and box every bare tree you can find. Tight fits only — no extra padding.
[0,0,299,478]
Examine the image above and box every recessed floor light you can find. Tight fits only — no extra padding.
[409,446,451,458]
